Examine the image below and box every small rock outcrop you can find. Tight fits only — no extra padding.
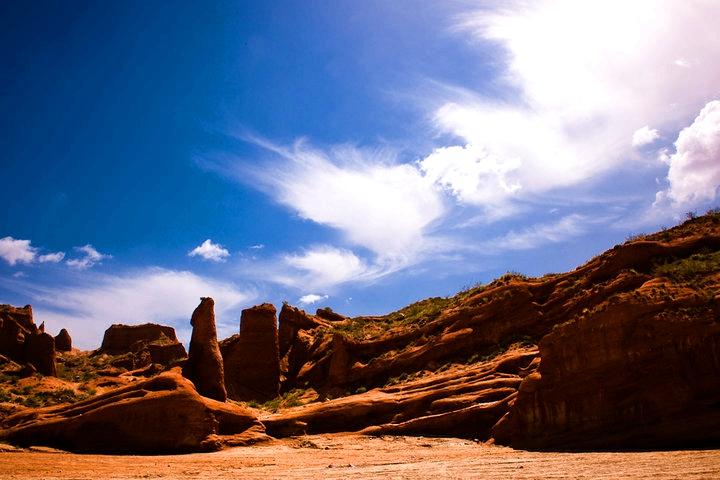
[54,328,72,352]
[184,298,227,401]
[0,372,267,453]
[0,305,57,376]
[315,307,346,322]
[223,303,280,402]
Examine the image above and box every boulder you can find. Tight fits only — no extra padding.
[0,372,267,453]
[223,303,280,402]
[54,328,72,352]
[184,298,227,401]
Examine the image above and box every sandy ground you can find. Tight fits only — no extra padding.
[1,434,719,480]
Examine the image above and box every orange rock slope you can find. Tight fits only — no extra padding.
[0,371,267,453]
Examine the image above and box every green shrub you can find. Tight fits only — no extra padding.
[654,250,720,280]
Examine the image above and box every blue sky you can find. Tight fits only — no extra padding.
[2,1,719,348]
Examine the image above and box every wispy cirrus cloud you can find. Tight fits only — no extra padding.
[259,244,407,291]
[224,137,446,260]
[476,214,595,254]
[66,244,111,269]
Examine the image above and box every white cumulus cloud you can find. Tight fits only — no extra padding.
[299,293,329,305]
[656,100,720,208]
[0,236,65,266]
[0,237,37,266]
[426,0,720,212]
[188,239,230,262]
[632,126,661,148]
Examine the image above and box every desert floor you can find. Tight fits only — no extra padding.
[1,434,719,480]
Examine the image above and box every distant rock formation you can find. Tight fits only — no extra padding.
[223,303,280,402]
[100,323,179,355]
[0,372,267,453]
[0,304,57,376]
[54,328,72,352]
[184,297,227,401]
[98,323,187,369]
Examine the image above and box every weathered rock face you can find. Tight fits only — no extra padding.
[223,303,280,402]
[100,323,179,355]
[0,372,267,453]
[54,328,72,352]
[492,280,720,450]
[0,305,57,376]
[0,305,35,362]
[184,297,227,401]
[148,342,187,366]
[262,347,538,437]
[277,304,330,390]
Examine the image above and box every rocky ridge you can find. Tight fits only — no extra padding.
[0,210,718,453]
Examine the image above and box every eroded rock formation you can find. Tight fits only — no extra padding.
[97,323,187,370]
[54,328,72,352]
[0,305,57,376]
[223,303,280,402]
[263,346,538,438]
[269,213,720,449]
[100,323,179,354]
[184,297,227,401]
[0,372,266,453]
